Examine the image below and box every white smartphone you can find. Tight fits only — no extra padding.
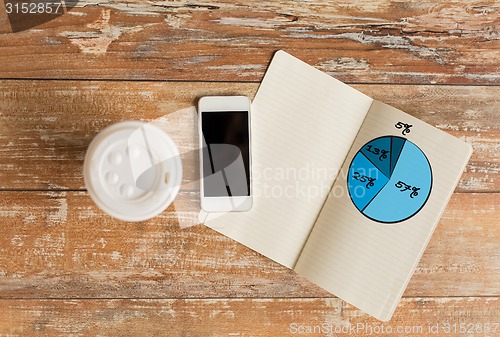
[198,96,252,212]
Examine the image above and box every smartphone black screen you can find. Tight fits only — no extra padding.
[202,111,250,197]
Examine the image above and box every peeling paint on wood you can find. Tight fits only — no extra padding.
[0,0,498,83]
[0,0,498,332]
[0,81,497,191]
[0,297,497,336]
[59,9,150,55]
[0,191,497,298]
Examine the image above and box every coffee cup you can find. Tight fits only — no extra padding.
[83,121,182,221]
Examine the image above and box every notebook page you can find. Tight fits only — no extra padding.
[294,101,472,320]
[203,51,373,268]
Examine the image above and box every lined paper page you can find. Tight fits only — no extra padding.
[294,101,472,320]
[203,51,373,268]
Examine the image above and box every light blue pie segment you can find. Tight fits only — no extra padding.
[348,152,389,211]
[363,140,432,223]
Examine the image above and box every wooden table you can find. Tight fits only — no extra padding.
[0,1,498,336]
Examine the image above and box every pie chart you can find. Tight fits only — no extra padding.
[347,136,432,223]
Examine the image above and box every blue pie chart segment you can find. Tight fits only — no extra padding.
[360,136,392,178]
[348,136,432,224]
[390,136,406,174]
[348,153,389,211]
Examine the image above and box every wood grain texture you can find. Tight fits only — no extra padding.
[0,191,497,299]
[0,1,9,34]
[0,297,498,337]
[0,0,499,331]
[0,0,498,84]
[0,81,497,191]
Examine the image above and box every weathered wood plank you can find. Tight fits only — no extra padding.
[409,193,499,296]
[0,81,497,191]
[0,1,498,84]
[0,297,498,336]
[0,192,497,298]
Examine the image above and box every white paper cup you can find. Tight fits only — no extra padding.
[83,121,182,222]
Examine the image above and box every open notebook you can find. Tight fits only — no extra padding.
[202,50,472,321]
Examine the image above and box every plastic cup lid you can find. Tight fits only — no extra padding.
[83,121,182,222]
